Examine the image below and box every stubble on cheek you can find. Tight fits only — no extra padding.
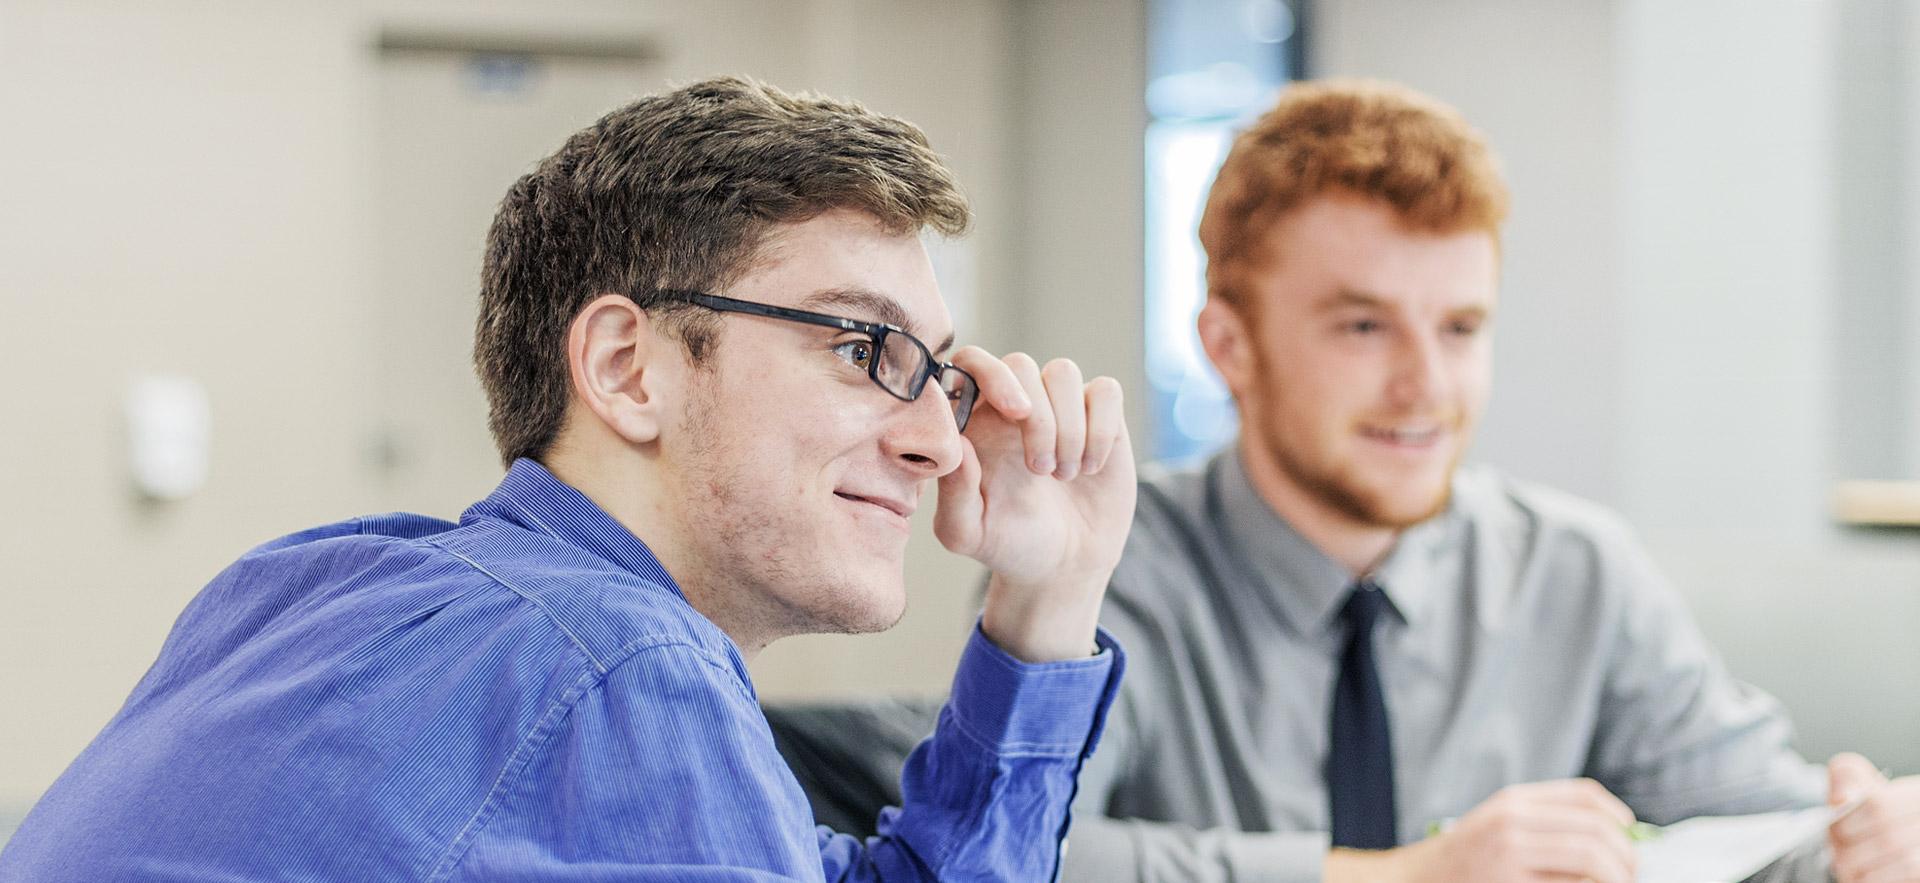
[679,394,893,637]
[1249,361,1458,531]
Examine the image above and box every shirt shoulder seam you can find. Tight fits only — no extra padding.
[427,539,612,675]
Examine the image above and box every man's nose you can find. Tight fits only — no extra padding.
[1386,331,1449,408]
[881,380,963,477]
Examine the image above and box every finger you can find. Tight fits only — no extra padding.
[949,345,1032,420]
[1000,352,1056,475]
[1081,376,1124,475]
[1851,838,1920,883]
[1517,829,1636,883]
[1836,789,1920,847]
[1536,779,1636,829]
[1518,805,1638,873]
[1833,753,1888,810]
[1040,358,1086,480]
[933,436,984,554]
[1834,829,1911,882]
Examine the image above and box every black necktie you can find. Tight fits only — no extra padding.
[1327,581,1397,849]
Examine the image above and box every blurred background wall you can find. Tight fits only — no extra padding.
[2,0,1916,838]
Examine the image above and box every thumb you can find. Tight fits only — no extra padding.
[1829,752,1884,807]
[933,436,984,554]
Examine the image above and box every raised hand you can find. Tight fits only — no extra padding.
[933,347,1136,662]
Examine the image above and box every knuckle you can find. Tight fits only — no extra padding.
[1002,351,1036,371]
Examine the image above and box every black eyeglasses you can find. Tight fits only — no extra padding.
[655,290,979,432]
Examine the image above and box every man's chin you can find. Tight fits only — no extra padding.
[802,573,908,636]
[825,591,907,635]
[1355,484,1451,528]
[1312,476,1451,530]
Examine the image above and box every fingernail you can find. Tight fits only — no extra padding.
[1083,455,1100,475]
[1055,461,1078,481]
[1032,455,1055,474]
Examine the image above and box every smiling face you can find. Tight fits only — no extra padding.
[1205,194,1498,535]
[658,210,963,644]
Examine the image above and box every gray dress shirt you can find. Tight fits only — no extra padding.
[1064,447,1830,883]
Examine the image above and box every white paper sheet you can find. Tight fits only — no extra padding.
[1637,806,1834,883]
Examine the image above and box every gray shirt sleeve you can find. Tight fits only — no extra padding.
[1583,522,1832,881]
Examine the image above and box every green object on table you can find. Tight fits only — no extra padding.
[1423,819,1663,842]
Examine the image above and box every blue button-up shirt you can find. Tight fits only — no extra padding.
[1,459,1123,881]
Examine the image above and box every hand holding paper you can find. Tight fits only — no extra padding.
[1828,753,1920,883]
[1325,779,1638,883]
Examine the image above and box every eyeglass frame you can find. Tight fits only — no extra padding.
[651,289,980,432]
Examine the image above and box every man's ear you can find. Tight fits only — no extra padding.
[566,294,677,446]
[1197,298,1256,398]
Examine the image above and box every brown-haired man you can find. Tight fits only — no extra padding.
[0,77,1134,882]
[1062,79,1920,883]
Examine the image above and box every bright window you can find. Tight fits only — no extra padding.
[1144,0,1303,460]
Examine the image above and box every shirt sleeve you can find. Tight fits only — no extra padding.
[448,625,1121,883]
[818,623,1125,882]
[1582,524,1832,881]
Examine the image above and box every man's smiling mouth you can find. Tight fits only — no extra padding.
[834,490,914,523]
[1359,425,1444,447]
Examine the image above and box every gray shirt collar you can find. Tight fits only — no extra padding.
[1214,445,1457,633]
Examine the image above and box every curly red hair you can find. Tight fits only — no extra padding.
[1199,79,1509,306]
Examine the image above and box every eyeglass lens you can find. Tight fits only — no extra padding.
[874,335,922,398]
[939,367,977,431]
[870,334,977,431]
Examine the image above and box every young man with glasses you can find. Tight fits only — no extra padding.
[0,77,1135,882]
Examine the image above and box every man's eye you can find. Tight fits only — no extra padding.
[833,339,875,369]
[1447,319,1482,337]
[1344,319,1383,335]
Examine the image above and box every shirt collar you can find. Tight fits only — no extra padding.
[460,458,684,599]
[1214,444,1458,633]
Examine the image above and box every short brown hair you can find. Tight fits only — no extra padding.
[1198,79,1509,306]
[476,76,971,465]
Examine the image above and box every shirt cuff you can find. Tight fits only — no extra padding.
[945,621,1125,758]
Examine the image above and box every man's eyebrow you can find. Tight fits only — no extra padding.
[1315,289,1392,311]
[799,286,955,355]
[1314,288,1492,323]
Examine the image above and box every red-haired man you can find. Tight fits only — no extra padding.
[1065,79,1920,883]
